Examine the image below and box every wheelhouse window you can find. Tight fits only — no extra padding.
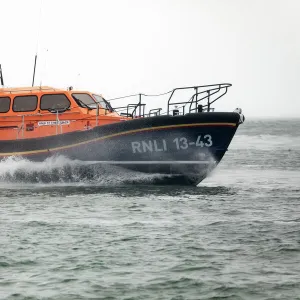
[40,94,71,111]
[13,95,38,112]
[93,94,113,111]
[72,93,97,109]
[0,97,11,113]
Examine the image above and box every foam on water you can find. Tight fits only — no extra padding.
[0,143,219,186]
[0,155,172,186]
[0,155,82,175]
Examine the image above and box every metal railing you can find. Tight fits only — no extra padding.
[113,94,146,118]
[166,83,231,115]
[108,83,231,117]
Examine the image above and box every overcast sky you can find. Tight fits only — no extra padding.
[1,0,299,117]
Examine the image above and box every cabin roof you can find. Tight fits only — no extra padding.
[0,86,102,97]
[0,86,65,94]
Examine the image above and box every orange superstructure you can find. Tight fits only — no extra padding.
[0,86,126,140]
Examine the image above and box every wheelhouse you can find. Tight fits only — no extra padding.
[0,86,123,140]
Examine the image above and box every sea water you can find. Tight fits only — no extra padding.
[0,118,299,299]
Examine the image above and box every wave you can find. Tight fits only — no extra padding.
[0,155,171,185]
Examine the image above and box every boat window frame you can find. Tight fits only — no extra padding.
[12,95,38,113]
[71,93,97,109]
[92,94,113,111]
[0,96,11,113]
[40,93,71,111]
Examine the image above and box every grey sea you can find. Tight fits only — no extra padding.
[0,118,299,300]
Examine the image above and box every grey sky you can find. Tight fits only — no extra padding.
[1,0,299,117]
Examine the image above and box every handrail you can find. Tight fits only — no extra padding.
[148,108,162,117]
[167,83,231,115]
[188,86,222,112]
[114,101,146,118]
[110,83,231,117]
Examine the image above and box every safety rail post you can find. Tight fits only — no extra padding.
[96,105,99,126]
[207,90,210,112]
[139,94,142,117]
[56,110,59,135]
[21,115,24,138]
[194,87,198,114]
[167,90,175,115]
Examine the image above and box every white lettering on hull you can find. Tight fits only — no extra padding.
[131,135,213,154]
[132,139,168,153]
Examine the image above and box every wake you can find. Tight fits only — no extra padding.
[0,155,169,185]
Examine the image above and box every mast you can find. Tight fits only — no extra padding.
[32,54,37,87]
[0,64,4,86]
[33,0,43,87]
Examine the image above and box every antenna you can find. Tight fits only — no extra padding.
[0,64,4,86]
[32,54,38,87]
[32,0,43,87]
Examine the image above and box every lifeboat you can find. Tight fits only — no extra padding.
[0,81,244,185]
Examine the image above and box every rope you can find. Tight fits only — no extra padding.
[142,90,173,97]
[106,89,173,102]
[105,94,141,102]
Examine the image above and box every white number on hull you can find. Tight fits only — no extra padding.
[131,135,213,154]
[173,135,213,150]
[173,137,189,150]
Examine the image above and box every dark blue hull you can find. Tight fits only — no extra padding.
[0,112,241,185]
